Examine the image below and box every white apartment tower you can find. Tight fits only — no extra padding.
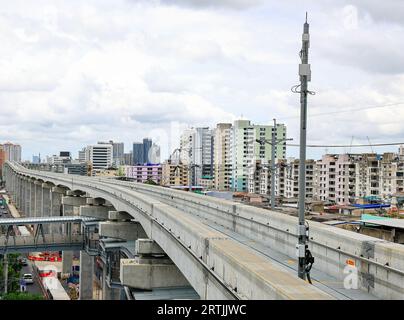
[231,120,287,192]
[214,123,233,191]
[179,127,214,186]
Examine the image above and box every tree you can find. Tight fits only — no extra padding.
[1,292,44,300]
[144,179,157,186]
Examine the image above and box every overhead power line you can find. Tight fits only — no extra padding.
[278,101,404,121]
[286,142,404,148]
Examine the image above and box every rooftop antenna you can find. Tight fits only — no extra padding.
[348,136,354,154]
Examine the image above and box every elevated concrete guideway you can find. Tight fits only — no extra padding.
[108,179,404,300]
[3,162,333,300]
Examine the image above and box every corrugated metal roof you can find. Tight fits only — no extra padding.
[0,215,99,225]
[360,218,404,229]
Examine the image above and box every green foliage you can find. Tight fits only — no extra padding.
[0,254,25,293]
[144,179,157,186]
[1,292,44,300]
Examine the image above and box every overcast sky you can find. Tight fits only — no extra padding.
[1,0,403,161]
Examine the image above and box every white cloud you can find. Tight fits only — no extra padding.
[0,0,402,161]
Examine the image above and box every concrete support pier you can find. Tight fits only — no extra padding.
[79,251,94,300]
[102,265,121,300]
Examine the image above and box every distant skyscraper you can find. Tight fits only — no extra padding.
[124,151,133,165]
[133,142,144,165]
[107,140,124,166]
[179,127,214,185]
[150,143,161,164]
[32,155,40,164]
[78,147,86,163]
[143,138,152,163]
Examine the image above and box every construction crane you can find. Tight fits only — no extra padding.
[348,136,354,154]
[366,136,374,153]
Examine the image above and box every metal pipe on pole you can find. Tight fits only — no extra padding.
[297,13,311,280]
[270,119,276,210]
[4,254,8,294]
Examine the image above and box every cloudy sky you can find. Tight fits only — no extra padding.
[0,0,403,161]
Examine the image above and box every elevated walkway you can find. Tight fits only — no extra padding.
[0,215,100,226]
[0,234,84,253]
[0,215,100,254]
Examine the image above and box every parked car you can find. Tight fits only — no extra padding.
[19,258,28,266]
[23,273,34,284]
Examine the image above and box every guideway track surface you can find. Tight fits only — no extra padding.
[97,178,404,300]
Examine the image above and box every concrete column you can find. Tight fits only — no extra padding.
[29,181,35,217]
[18,177,23,210]
[62,195,87,234]
[62,195,87,215]
[34,181,42,217]
[51,187,65,234]
[79,251,94,300]
[24,179,30,217]
[41,183,52,233]
[15,176,20,209]
[19,178,25,215]
[102,265,120,300]
[62,251,73,274]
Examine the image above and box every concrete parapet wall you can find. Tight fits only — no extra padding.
[1,164,372,300]
[126,182,404,300]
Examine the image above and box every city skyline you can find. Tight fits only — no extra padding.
[0,1,403,161]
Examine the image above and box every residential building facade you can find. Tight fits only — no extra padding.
[124,164,162,184]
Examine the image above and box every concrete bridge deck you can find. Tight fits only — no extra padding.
[5,161,404,299]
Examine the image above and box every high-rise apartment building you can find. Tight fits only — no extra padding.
[143,138,152,163]
[214,123,233,191]
[247,158,314,199]
[78,147,87,163]
[124,164,162,184]
[231,120,287,192]
[283,159,315,199]
[149,143,161,164]
[133,142,144,165]
[124,151,133,165]
[132,138,158,165]
[179,127,214,186]
[109,141,124,166]
[2,142,22,162]
[161,161,189,187]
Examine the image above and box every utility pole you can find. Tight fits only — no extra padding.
[256,119,292,209]
[270,119,277,210]
[188,148,193,192]
[4,254,8,294]
[296,13,312,280]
